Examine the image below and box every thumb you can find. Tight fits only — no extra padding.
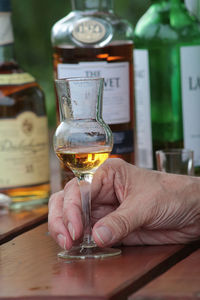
[92,205,141,247]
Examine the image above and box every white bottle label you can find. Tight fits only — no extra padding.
[57,61,130,124]
[180,45,200,167]
[0,112,49,188]
[0,13,14,46]
[134,49,153,169]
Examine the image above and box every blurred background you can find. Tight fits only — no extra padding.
[11,0,151,128]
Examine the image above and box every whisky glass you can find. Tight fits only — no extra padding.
[156,149,194,175]
[54,77,121,259]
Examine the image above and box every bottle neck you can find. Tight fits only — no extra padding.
[0,44,15,63]
[71,0,114,11]
[152,0,184,3]
[0,12,15,63]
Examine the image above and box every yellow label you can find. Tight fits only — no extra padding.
[72,18,106,44]
[0,73,35,86]
[0,112,50,188]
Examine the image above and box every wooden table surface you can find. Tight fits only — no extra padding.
[1,223,197,300]
[0,205,48,245]
[0,149,200,299]
[131,246,200,300]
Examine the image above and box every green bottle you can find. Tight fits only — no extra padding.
[134,0,200,174]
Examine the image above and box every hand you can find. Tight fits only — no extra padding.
[48,158,200,250]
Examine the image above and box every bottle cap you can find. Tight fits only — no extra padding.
[0,0,11,12]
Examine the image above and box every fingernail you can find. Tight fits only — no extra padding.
[57,234,66,250]
[95,226,113,245]
[68,222,75,241]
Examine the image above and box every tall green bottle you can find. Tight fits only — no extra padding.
[134,0,200,174]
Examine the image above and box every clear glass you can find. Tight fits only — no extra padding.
[134,0,200,174]
[156,149,194,175]
[54,77,121,259]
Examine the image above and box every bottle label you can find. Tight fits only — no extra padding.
[0,73,35,86]
[112,130,134,154]
[134,49,153,169]
[180,45,200,167]
[0,13,14,45]
[72,18,106,44]
[57,61,130,124]
[0,112,50,188]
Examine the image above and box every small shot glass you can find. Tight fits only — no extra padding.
[156,149,194,175]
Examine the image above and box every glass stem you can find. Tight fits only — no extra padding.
[78,173,95,248]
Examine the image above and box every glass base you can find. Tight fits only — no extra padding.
[58,246,122,260]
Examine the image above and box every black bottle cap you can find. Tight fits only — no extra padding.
[0,0,11,12]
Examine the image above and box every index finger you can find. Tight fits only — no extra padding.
[63,178,83,242]
[48,190,73,250]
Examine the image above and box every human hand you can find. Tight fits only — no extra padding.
[48,158,200,250]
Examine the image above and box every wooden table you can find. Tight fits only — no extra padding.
[1,152,200,299]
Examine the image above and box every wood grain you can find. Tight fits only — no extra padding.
[131,243,200,300]
[0,223,188,300]
[0,205,48,244]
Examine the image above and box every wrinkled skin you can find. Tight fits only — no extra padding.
[48,158,200,250]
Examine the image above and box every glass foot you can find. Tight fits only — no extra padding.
[58,246,122,260]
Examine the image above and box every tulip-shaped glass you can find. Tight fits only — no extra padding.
[54,77,121,259]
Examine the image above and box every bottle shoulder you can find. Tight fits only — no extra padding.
[134,5,200,46]
[0,62,42,88]
[0,62,45,106]
[0,61,22,73]
[51,10,134,48]
[0,83,46,118]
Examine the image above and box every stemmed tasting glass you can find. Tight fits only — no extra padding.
[54,77,121,259]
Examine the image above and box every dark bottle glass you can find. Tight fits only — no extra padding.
[134,0,200,174]
[51,0,134,185]
[0,0,50,210]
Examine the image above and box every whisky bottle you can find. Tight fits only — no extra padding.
[134,0,200,174]
[0,0,50,209]
[51,0,134,185]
